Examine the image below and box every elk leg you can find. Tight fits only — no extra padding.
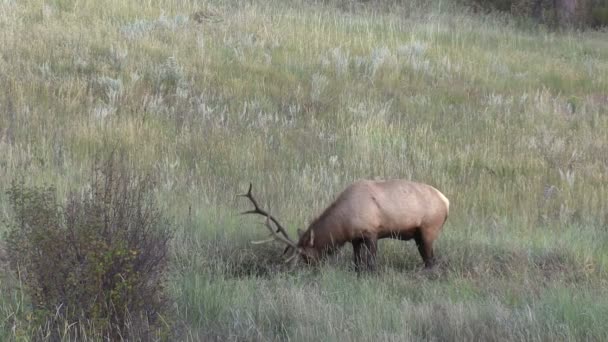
[414,233,435,268]
[352,240,364,273]
[363,237,378,272]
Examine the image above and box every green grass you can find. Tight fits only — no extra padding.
[1,0,608,340]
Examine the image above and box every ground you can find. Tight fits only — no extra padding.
[0,0,607,340]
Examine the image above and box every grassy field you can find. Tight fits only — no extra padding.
[1,0,607,340]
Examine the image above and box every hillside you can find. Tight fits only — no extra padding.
[1,0,607,340]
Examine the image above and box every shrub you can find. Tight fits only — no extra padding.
[466,0,608,28]
[590,3,608,27]
[4,159,172,340]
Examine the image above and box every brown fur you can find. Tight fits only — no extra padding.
[296,179,449,271]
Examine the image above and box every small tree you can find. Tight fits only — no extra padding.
[5,158,172,340]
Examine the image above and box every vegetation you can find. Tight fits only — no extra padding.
[3,158,172,339]
[469,0,608,27]
[0,0,607,340]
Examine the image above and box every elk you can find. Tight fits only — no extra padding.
[239,179,449,272]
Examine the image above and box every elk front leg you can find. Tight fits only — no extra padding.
[362,237,378,272]
[352,240,364,273]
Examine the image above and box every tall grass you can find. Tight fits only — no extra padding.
[1,0,607,340]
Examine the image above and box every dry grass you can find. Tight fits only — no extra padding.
[0,0,607,340]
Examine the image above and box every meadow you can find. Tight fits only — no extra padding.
[1,0,607,340]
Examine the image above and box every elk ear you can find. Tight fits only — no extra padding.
[308,230,314,247]
[297,229,304,238]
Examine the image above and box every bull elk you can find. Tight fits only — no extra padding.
[239,179,449,272]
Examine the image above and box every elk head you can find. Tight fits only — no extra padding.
[238,183,313,265]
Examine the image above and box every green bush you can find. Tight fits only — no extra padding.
[466,0,608,28]
[4,160,172,340]
[474,0,514,12]
[591,5,608,27]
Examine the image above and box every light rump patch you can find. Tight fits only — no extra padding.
[435,187,450,215]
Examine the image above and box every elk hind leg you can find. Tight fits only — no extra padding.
[414,230,435,269]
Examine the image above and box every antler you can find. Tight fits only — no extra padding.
[238,183,298,250]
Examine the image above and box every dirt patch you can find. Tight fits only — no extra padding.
[531,250,590,282]
[191,7,223,24]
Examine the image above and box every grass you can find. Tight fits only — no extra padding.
[1,0,607,340]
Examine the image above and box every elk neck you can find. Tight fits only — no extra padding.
[306,203,347,253]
